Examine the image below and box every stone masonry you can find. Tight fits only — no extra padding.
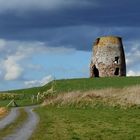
[90,36,126,77]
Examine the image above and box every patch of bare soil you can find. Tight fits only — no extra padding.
[0,107,8,118]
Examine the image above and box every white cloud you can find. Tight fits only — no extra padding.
[125,41,140,76]
[125,42,140,67]
[0,38,75,81]
[2,54,24,80]
[24,75,54,87]
[127,70,140,76]
[3,59,23,80]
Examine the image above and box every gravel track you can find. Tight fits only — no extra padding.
[2,106,39,140]
[0,108,19,130]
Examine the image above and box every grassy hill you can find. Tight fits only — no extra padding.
[30,77,140,140]
[1,76,140,107]
[1,77,140,139]
[6,76,140,94]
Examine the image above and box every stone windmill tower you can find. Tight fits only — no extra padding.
[90,36,126,77]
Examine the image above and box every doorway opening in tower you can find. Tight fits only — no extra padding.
[93,65,99,77]
[114,68,119,75]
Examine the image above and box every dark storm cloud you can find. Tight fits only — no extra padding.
[0,0,140,50]
[1,0,140,29]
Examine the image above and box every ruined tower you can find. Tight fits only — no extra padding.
[90,36,126,77]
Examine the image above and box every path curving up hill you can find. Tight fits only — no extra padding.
[1,106,39,140]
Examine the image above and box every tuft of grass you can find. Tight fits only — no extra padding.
[0,108,28,138]
[43,85,140,108]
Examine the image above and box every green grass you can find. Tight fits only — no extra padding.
[0,108,28,139]
[4,76,140,94]
[0,100,10,107]
[1,76,140,106]
[51,77,140,92]
[1,77,140,139]
[30,106,140,140]
[0,99,40,107]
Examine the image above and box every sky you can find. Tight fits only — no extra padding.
[0,0,140,91]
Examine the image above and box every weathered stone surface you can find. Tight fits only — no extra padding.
[90,36,126,77]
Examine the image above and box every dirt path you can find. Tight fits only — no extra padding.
[0,108,19,130]
[3,106,39,140]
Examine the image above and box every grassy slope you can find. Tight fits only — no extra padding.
[31,106,140,140]
[1,77,140,139]
[30,77,140,140]
[5,76,140,94]
[52,77,140,92]
[2,76,140,107]
[1,76,140,106]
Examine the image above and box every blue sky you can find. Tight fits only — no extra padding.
[0,0,140,90]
